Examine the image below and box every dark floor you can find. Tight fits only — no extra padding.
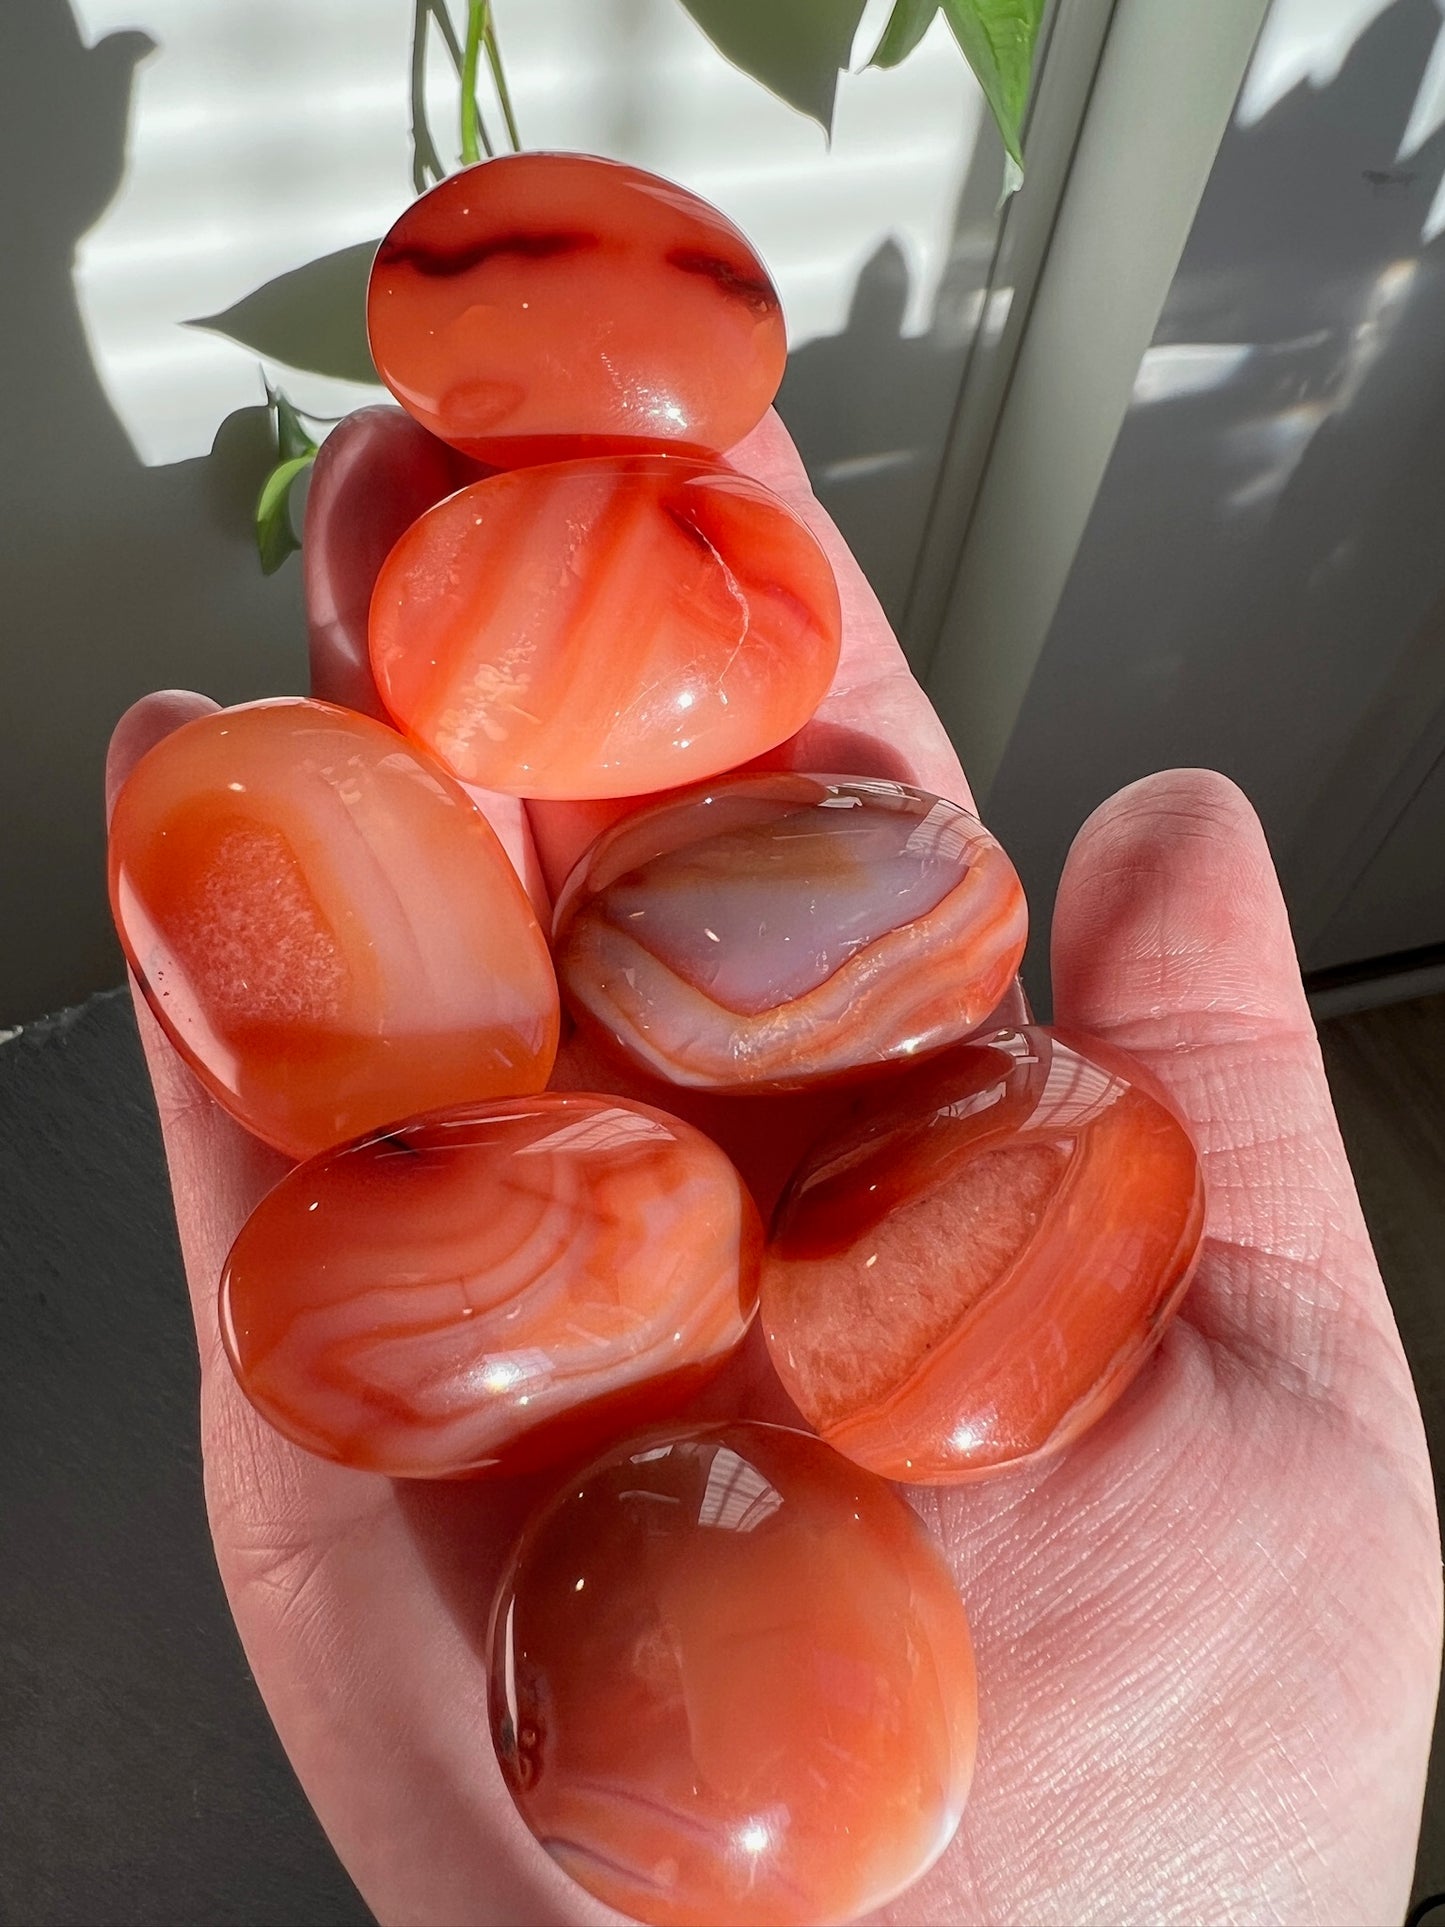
[1316,994,1445,1921]
[0,993,371,1927]
[0,988,1442,1926]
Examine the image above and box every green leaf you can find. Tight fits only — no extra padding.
[869,0,939,69]
[675,0,869,135]
[938,0,1044,171]
[255,452,316,575]
[189,240,381,385]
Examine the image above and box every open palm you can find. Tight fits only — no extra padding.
[106,410,1439,1927]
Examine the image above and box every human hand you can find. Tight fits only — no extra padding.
[106,408,1440,1926]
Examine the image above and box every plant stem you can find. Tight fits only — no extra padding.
[482,5,522,152]
[459,0,491,164]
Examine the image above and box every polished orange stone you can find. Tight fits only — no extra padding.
[490,1422,977,1926]
[108,699,558,1160]
[369,457,842,799]
[366,153,786,465]
[762,1027,1206,1480]
[553,773,1027,1089]
[220,1096,760,1478]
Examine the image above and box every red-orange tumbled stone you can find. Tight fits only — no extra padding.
[763,1027,1206,1481]
[553,773,1027,1089]
[366,153,786,465]
[490,1422,977,1926]
[220,1096,761,1478]
[108,699,558,1160]
[369,457,842,798]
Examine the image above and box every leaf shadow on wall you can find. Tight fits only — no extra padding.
[4,0,1005,1026]
[980,0,1445,1006]
[777,116,1007,638]
[0,1,309,1026]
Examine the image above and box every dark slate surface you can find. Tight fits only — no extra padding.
[0,990,370,1926]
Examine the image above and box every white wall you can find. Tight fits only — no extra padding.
[979,0,1445,999]
[68,0,986,464]
[1,0,1001,1023]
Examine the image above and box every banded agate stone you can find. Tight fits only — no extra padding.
[553,774,1027,1089]
[369,457,841,799]
[763,1027,1206,1481]
[108,699,558,1160]
[220,1096,760,1478]
[366,152,785,465]
[490,1423,976,1927]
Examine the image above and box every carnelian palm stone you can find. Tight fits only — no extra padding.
[220,1095,761,1478]
[367,152,786,465]
[490,1422,977,1927]
[369,455,842,799]
[108,699,558,1160]
[553,773,1028,1089]
[762,1026,1206,1480]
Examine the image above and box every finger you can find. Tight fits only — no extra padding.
[303,405,550,915]
[304,407,460,722]
[1050,768,1420,1428]
[108,692,601,1925]
[523,408,974,896]
[105,689,220,820]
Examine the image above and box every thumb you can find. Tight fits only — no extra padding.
[1049,768,1417,1432]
